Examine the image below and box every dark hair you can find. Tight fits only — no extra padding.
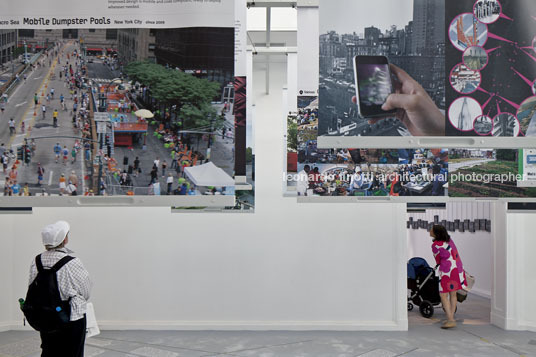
[432,225,450,242]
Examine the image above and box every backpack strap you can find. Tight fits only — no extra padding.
[51,256,75,273]
[35,254,44,272]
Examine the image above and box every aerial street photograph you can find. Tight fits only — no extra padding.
[0,28,238,197]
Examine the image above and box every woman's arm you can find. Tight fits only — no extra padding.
[432,243,441,265]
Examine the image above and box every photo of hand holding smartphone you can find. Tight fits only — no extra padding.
[353,56,397,118]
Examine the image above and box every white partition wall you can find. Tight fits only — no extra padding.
[504,210,536,331]
[0,59,409,332]
[0,216,14,332]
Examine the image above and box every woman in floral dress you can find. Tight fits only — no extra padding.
[430,225,467,329]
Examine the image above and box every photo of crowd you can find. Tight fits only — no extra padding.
[296,149,448,197]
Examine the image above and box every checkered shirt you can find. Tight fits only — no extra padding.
[28,248,92,321]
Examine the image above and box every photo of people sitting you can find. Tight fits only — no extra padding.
[297,98,318,130]
[297,149,448,197]
[298,146,416,165]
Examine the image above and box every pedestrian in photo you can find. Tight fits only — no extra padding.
[34,93,39,107]
[59,174,67,195]
[0,101,5,116]
[430,225,467,329]
[3,179,11,196]
[23,183,30,196]
[54,143,62,163]
[133,156,140,177]
[37,163,45,186]
[42,105,46,119]
[68,171,78,187]
[28,221,92,357]
[161,160,167,177]
[11,180,21,196]
[150,166,158,184]
[166,173,173,194]
[71,147,77,163]
[53,109,59,127]
[99,178,106,195]
[8,164,18,182]
[62,146,69,165]
[2,153,9,173]
[9,118,15,135]
[66,181,77,196]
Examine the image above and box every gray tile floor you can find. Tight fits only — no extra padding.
[1,294,535,357]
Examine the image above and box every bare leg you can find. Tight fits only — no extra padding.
[440,292,453,321]
[449,291,457,319]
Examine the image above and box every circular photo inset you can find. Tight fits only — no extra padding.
[450,63,481,94]
[517,96,536,136]
[492,113,520,137]
[463,46,488,71]
[449,96,483,131]
[473,115,493,135]
[449,13,488,51]
[473,0,501,24]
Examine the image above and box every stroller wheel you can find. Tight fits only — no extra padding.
[407,302,413,311]
[419,300,434,318]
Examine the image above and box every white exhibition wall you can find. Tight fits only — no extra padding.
[407,202,492,298]
[0,60,409,332]
[505,212,536,331]
[0,219,13,330]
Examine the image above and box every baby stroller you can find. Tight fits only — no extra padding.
[407,257,442,318]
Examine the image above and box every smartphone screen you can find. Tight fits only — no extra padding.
[353,56,396,118]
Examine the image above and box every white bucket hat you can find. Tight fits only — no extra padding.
[41,221,70,248]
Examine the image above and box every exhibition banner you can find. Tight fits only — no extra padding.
[0,0,248,205]
[317,0,536,142]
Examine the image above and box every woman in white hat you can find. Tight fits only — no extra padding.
[28,221,92,357]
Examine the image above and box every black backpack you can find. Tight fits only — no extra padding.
[21,255,75,332]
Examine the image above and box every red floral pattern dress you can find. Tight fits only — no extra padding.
[432,239,467,293]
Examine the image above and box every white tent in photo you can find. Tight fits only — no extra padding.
[184,161,235,187]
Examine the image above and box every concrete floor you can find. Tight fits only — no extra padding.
[1,294,535,357]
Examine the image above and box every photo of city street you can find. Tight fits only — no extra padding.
[318,0,445,137]
[0,28,238,197]
[450,63,481,94]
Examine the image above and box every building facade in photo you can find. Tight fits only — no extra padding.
[17,29,118,50]
[117,29,156,64]
[0,30,17,65]
[153,27,234,88]
[412,0,444,55]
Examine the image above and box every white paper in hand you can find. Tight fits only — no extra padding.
[85,302,100,338]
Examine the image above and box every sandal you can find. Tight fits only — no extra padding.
[441,320,457,329]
